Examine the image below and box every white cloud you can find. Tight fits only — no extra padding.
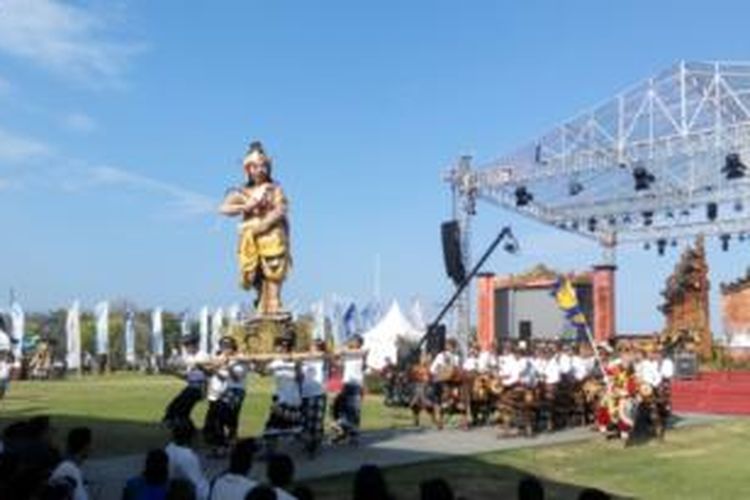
[0,127,51,163]
[72,165,215,217]
[62,112,97,133]
[0,0,143,85]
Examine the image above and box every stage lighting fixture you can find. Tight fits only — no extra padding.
[623,214,633,224]
[666,210,675,219]
[707,202,718,221]
[568,180,584,196]
[571,220,580,230]
[657,239,667,256]
[734,201,744,212]
[633,166,655,191]
[680,208,691,217]
[723,153,747,180]
[642,211,654,226]
[587,217,597,232]
[671,239,678,247]
[607,216,617,226]
[644,242,651,250]
[739,233,747,242]
[514,186,533,207]
[721,234,731,251]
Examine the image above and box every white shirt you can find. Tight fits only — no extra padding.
[0,360,10,381]
[207,369,228,402]
[518,357,538,386]
[571,355,590,381]
[429,351,460,376]
[210,473,258,500]
[184,352,210,387]
[0,330,10,352]
[165,442,209,500]
[557,353,572,375]
[342,350,366,386]
[300,356,326,398]
[477,351,497,373]
[498,354,519,386]
[462,355,479,372]
[226,362,249,392]
[50,460,88,500]
[660,358,675,380]
[268,358,301,406]
[543,358,561,385]
[638,359,663,387]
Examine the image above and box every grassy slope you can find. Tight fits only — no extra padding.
[307,419,750,499]
[0,373,413,457]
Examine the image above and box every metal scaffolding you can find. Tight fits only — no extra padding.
[447,61,750,251]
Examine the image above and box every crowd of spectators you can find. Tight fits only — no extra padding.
[0,416,612,500]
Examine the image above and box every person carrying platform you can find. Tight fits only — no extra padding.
[163,335,209,432]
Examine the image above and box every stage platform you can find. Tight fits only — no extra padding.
[672,371,750,415]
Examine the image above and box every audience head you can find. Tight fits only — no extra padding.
[245,484,277,500]
[229,438,258,476]
[578,488,611,500]
[291,485,315,500]
[420,478,455,500]
[66,427,92,462]
[267,453,294,488]
[518,475,544,500]
[26,416,53,441]
[143,448,169,486]
[166,478,196,500]
[41,478,75,500]
[171,420,194,447]
[353,464,390,500]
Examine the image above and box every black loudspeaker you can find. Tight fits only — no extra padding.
[441,220,466,285]
[519,321,532,341]
[675,352,698,379]
[426,324,446,356]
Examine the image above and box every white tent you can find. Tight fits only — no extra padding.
[362,300,423,370]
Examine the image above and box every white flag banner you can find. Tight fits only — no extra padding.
[151,307,164,357]
[199,306,209,356]
[180,310,191,338]
[10,301,24,360]
[311,300,326,340]
[66,300,81,370]
[95,301,109,355]
[227,303,241,325]
[125,310,136,365]
[211,307,224,355]
[410,298,427,332]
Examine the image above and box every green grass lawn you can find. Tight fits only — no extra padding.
[307,419,750,499]
[0,372,413,457]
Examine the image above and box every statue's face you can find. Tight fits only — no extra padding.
[247,161,269,184]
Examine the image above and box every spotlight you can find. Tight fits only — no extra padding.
[514,186,534,207]
[657,239,667,256]
[740,233,747,242]
[568,180,584,196]
[633,166,656,191]
[623,214,633,224]
[707,202,718,221]
[644,242,651,250]
[723,153,747,180]
[571,220,580,230]
[607,216,617,226]
[671,239,678,247]
[680,208,691,217]
[588,217,597,232]
[642,211,654,226]
[721,234,731,251]
[666,210,675,219]
[734,201,744,212]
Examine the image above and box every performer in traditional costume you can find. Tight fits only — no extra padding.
[264,338,303,435]
[429,338,461,430]
[220,141,291,316]
[162,335,209,432]
[409,353,436,427]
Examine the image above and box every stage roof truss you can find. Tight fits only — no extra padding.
[449,61,750,245]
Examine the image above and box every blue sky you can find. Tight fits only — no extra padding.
[1,0,749,335]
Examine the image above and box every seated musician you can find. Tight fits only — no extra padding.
[477,345,497,374]
[463,344,480,374]
[497,344,520,389]
[556,343,574,383]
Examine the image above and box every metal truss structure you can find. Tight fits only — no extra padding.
[447,61,750,259]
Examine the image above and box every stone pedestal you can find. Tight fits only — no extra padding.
[592,264,616,343]
[229,314,311,355]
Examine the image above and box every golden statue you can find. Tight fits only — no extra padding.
[220,141,290,317]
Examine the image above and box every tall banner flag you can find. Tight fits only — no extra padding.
[10,301,24,360]
[330,299,344,347]
[409,298,427,332]
[151,307,164,357]
[66,300,81,370]
[125,309,136,365]
[199,306,209,356]
[227,303,241,325]
[94,301,109,355]
[211,307,224,355]
[343,303,359,341]
[311,300,326,340]
[180,310,191,338]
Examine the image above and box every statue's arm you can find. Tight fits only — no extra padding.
[219,191,247,216]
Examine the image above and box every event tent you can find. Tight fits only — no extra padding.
[362,300,423,370]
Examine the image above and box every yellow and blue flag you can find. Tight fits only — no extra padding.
[552,276,588,328]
